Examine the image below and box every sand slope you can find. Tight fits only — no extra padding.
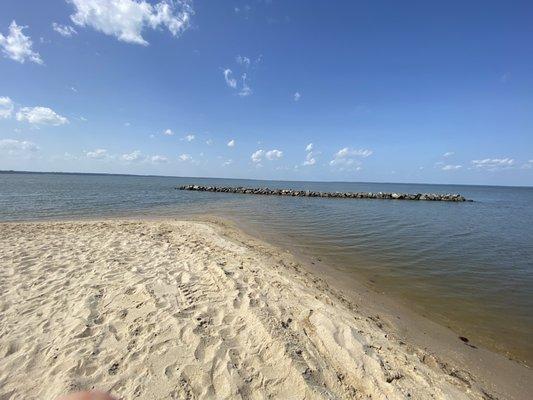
[0,220,496,399]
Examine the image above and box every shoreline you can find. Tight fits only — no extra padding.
[0,217,531,399]
[191,213,531,367]
[194,216,532,394]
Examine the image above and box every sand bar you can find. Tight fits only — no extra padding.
[0,219,530,399]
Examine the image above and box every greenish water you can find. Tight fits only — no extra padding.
[1,172,532,364]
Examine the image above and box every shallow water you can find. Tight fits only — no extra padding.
[1,172,532,363]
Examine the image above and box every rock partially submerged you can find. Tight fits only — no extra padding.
[177,185,471,202]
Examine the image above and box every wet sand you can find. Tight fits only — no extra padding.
[0,219,530,399]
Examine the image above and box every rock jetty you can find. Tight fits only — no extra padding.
[177,185,471,202]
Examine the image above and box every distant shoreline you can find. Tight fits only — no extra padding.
[1,169,532,189]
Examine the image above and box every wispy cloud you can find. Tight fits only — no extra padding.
[223,69,237,88]
[85,148,109,159]
[163,128,174,136]
[235,55,250,67]
[150,154,168,163]
[182,134,195,142]
[443,151,454,157]
[441,164,462,171]
[0,21,42,64]
[0,97,14,119]
[303,153,316,166]
[178,153,192,162]
[239,74,252,97]
[329,147,372,170]
[224,55,259,97]
[120,150,143,161]
[0,138,39,154]
[293,92,301,102]
[303,143,317,166]
[52,22,77,37]
[471,158,515,171]
[238,73,252,97]
[227,139,235,147]
[522,160,533,169]
[68,0,193,46]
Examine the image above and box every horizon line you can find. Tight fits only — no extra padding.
[1,169,531,189]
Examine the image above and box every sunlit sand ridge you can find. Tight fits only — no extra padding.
[0,220,516,399]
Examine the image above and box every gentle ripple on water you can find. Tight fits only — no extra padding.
[0,172,532,364]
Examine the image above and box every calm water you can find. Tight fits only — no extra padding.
[1,172,532,364]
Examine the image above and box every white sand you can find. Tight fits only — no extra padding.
[0,219,508,399]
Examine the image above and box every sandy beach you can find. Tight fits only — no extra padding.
[0,219,530,399]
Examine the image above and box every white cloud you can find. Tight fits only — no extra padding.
[183,134,195,142]
[222,159,233,166]
[251,149,264,163]
[80,116,88,121]
[16,106,69,126]
[151,154,168,163]
[252,149,283,163]
[224,68,253,97]
[471,158,515,171]
[334,147,373,159]
[52,22,77,37]
[293,92,301,102]
[441,164,462,171]
[330,147,372,169]
[163,128,174,136]
[85,148,108,159]
[0,96,14,119]
[227,139,235,147]
[205,138,213,145]
[303,153,316,166]
[120,150,142,161]
[178,153,192,161]
[443,151,454,157]
[223,69,237,88]
[303,143,318,166]
[265,149,283,160]
[124,122,131,127]
[329,158,362,168]
[238,73,252,97]
[235,55,250,67]
[0,21,43,64]
[0,138,39,153]
[68,0,193,46]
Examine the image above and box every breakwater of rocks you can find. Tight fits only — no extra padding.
[177,185,471,202]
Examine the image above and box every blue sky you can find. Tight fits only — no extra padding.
[0,0,532,186]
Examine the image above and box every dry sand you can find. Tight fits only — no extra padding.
[0,219,528,399]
